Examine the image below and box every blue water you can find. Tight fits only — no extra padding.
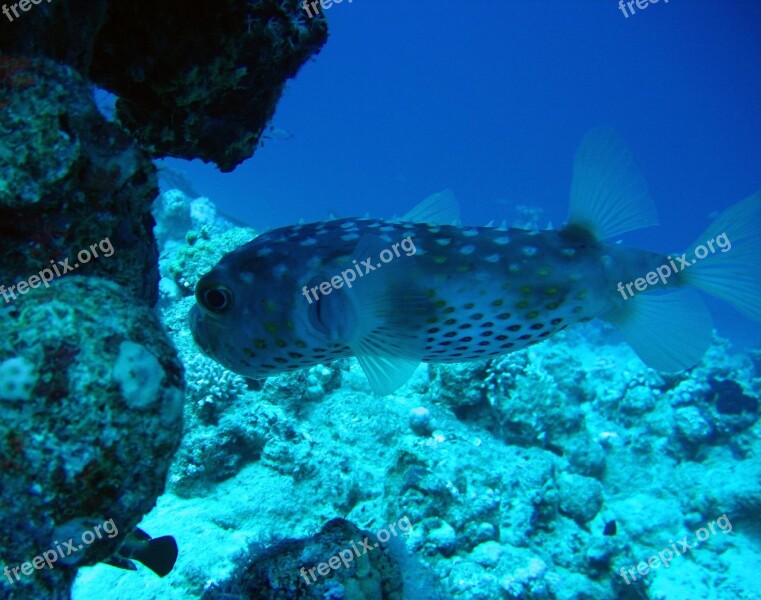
[164,0,761,343]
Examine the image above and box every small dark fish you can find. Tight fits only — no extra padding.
[603,520,617,536]
[190,129,761,394]
[105,527,178,577]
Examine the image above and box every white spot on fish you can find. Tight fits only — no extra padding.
[462,228,479,237]
[257,247,273,257]
[380,225,396,232]
[340,221,358,229]
[428,226,441,234]
[494,236,510,245]
[562,248,576,257]
[460,245,476,255]
[522,246,538,257]
[509,263,520,273]
[307,256,322,269]
[239,272,254,285]
[484,254,500,263]
[273,264,289,278]
[341,233,361,242]
[380,234,392,243]
[436,238,452,246]
[300,237,318,246]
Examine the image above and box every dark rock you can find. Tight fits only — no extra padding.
[710,377,759,415]
[204,518,405,599]
[0,276,184,599]
[0,56,160,305]
[2,1,327,171]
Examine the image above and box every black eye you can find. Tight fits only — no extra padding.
[198,285,233,314]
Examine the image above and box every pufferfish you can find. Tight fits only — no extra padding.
[190,129,761,394]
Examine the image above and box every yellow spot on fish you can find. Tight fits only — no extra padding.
[545,287,558,295]
[526,310,539,319]
[537,266,551,276]
[295,340,307,349]
[520,285,532,295]
[516,300,530,309]
[576,291,588,300]
[434,255,447,264]
[434,300,446,308]
[254,339,267,349]
[491,299,504,307]
[265,300,278,313]
[275,339,286,348]
[426,289,437,297]
[265,322,278,333]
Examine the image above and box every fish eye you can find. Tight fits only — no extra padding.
[197,285,233,315]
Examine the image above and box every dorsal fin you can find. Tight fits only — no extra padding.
[401,189,461,225]
[566,128,659,240]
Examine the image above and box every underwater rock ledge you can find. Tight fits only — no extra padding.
[1,0,329,171]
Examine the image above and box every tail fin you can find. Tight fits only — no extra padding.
[132,535,178,577]
[680,192,761,321]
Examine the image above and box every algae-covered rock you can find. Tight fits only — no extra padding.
[0,56,159,305]
[0,276,184,599]
[2,1,327,172]
[557,473,604,525]
[203,518,406,599]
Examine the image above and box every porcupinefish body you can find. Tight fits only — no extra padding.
[190,130,761,394]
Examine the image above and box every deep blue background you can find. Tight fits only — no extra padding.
[163,0,761,346]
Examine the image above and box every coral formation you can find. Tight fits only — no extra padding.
[203,518,408,599]
[0,56,159,305]
[2,1,327,171]
[0,277,184,599]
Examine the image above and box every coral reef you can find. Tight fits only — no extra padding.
[0,277,184,599]
[2,0,328,172]
[203,518,408,599]
[1,1,326,597]
[95,197,757,598]
[0,56,159,305]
